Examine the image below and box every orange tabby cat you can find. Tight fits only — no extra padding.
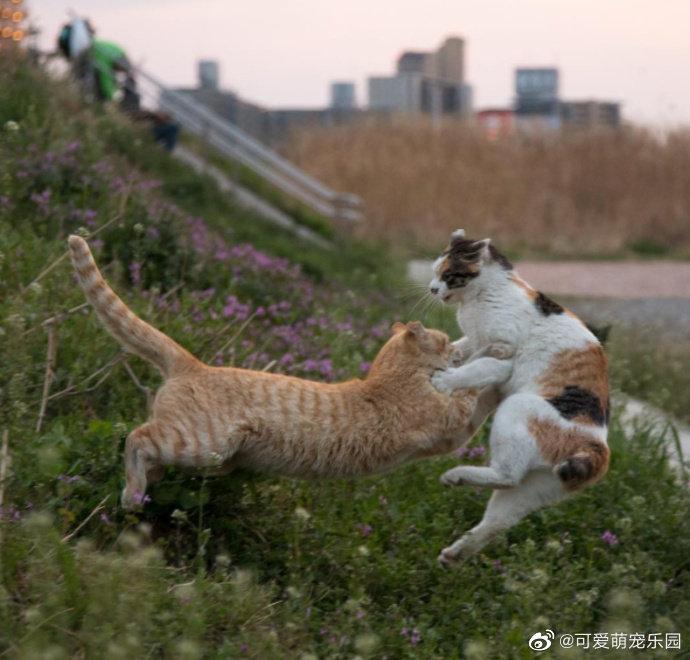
[68,236,484,509]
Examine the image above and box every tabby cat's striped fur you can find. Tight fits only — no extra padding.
[68,236,482,509]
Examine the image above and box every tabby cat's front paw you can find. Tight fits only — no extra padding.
[431,370,458,394]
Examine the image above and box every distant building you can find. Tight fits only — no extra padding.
[476,109,515,140]
[368,73,424,113]
[172,60,359,144]
[428,36,465,86]
[560,100,621,128]
[368,36,472,117]
[397,51,428,75]
[330,81,356,110]
[514,67,561,129]
[198,60,220,90]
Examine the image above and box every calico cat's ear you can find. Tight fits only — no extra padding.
[391,321,407,335]
[476,238,492,263]
[451,228,466,240]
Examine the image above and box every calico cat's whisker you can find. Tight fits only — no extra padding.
[408,292,430,316]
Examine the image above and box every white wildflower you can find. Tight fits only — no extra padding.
[355,633,379,655]
[294,506,311,521]
[3,120,19,132]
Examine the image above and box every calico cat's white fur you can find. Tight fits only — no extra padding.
[429,229,610,565]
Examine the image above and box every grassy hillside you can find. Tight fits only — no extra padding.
[286,120,690,259]
[1,57,689,658]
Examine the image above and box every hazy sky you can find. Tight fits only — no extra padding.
[31,0,690,125]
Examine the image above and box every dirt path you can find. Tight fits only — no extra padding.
[515,261,690,299]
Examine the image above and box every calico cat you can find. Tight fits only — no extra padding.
[68,235,487,510]
[429,229,610,564]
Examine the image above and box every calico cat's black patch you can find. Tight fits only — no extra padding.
[547,385,607,426]
[534,292,564,316]
[488,244,513,270]
[440,238,513,289]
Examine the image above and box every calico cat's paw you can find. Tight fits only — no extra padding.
[437,548,459,568]
[486,341,515,360]
[431,369,458,394]
[440,466,466,486]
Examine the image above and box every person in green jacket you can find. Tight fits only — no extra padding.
[57,19,179,150]
[89,39,131,102]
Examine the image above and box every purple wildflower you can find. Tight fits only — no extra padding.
[279,353,295,366]
[129,262,142,286]
[131,491,151,506]
[223,295,251,321]
[30,189,52,214]
[468,446,486,459]
[359,361,371,374]
[356,523,373,538]
[601,530,619,546]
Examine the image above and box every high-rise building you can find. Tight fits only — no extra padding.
[330,82,356,110]
[429,36,465,85]
[368,35,471,117]
[514,67,560,129]
[198,60,220,90]
[560,100,621,128]
[368,73,424,113]
[397,51,428,75]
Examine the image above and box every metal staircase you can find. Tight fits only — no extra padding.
[135,69,362,227]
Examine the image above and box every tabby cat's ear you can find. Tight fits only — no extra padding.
[405,321,427,338]
[391,321,407,335]
[451,228,466,240]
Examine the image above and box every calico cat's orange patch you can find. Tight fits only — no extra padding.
[528,417,610,489]
[510,273,538,300]
[538,344,609,424]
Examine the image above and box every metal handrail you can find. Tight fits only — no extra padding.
[136,68,362,223]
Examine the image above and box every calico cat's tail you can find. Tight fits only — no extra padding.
[68,235,199,377]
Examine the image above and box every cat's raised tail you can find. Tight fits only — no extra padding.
[68,235,199,377]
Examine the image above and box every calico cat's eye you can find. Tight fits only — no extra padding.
[442,271,468,288]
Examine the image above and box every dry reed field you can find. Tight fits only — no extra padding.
[286,120,690,257]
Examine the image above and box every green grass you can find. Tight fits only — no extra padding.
[0,56,689,658]
[608,329,690,425]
